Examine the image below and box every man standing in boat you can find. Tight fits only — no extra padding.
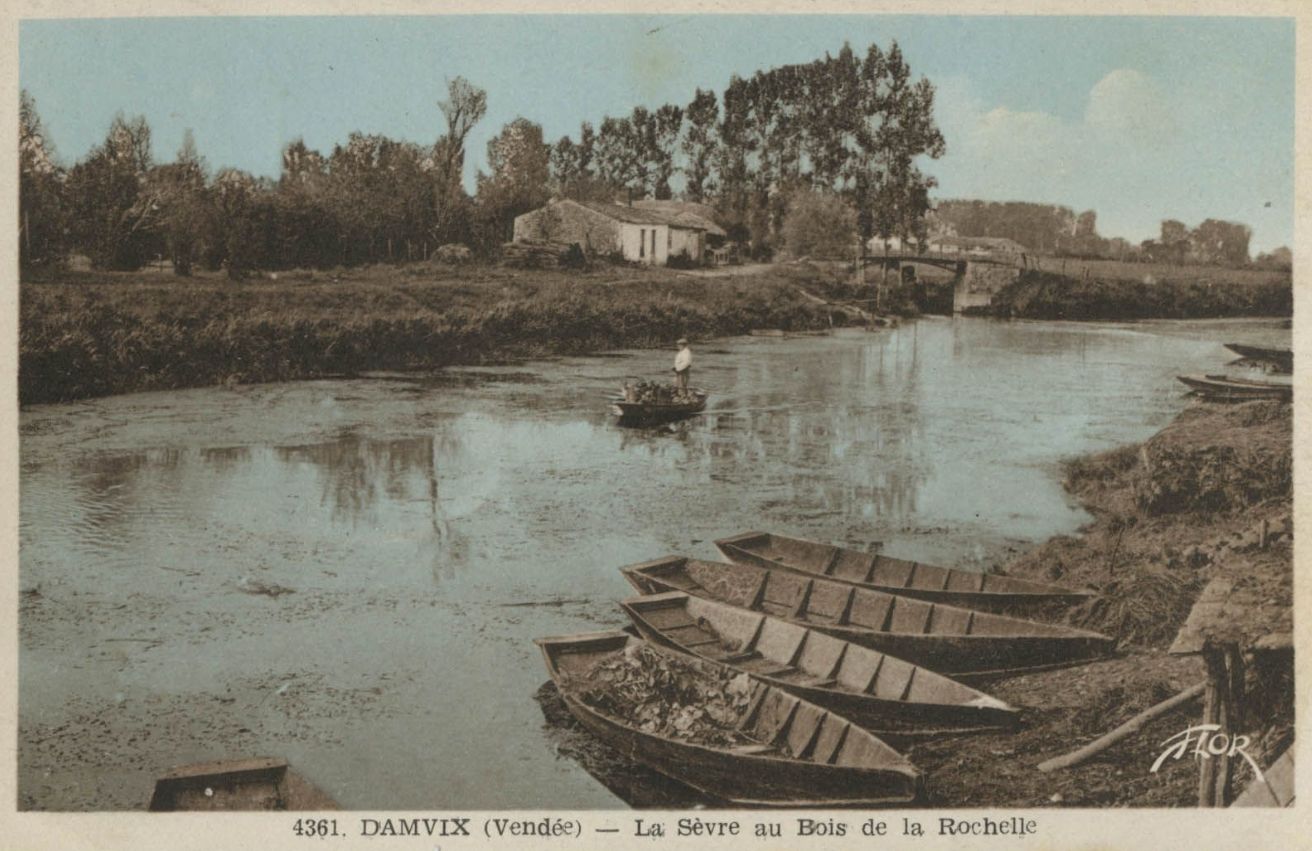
[673,338,692,396]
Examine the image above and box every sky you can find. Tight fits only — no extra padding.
[19,15,1295,253]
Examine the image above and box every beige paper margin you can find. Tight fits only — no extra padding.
[1,1,1308,848]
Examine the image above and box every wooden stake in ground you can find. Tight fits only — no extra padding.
[1198,648,1225,806]
[1036,682,1206,773]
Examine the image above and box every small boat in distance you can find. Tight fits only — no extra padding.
[1177,374,1292,402]
[1223,343,1292,374]
[620,557,1116,681]
[534,630,922,808]
[716,531,1092,613]
[611,386,709,425]
[621,591,1020,738]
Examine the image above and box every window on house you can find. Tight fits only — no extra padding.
[668,230,672,250]
[639,229,645,258]
[651,229,657,256]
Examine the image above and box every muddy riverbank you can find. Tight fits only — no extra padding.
[18,317,1289,809]
[913,398,1293,807]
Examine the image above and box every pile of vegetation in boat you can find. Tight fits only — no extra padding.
[532,681,711,808]
[622,381,700,405]
[567,643,756,747]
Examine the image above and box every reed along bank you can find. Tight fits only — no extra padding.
[19,262,856,405]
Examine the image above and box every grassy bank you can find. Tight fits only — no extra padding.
[911,399,1293,806]
[1016,399,1291,649]
[983,268,1292,320]
[20,262,854,405]
[1028,256,1290,288]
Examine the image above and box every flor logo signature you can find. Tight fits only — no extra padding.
[1150,724,1264,781]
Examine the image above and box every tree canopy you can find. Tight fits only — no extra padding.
[20,45,1269,274]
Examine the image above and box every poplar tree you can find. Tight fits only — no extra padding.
[681,89,719,202]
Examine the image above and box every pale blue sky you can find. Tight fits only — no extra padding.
[20,15,1294,252]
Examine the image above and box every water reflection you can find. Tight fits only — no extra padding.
[199,446,252,469]
[24,319,1262,590]
[60,450,185,549]
[273,433,470,580]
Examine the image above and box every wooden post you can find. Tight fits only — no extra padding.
[1198,645,1224,807]
[1215,643,1245,806]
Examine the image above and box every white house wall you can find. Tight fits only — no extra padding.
[620,223,669,264]
[669,228,702,262]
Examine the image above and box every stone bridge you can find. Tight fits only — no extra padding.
[861,253,1023,313]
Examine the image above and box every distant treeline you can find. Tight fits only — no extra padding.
[984,269,1292,321]
[21,49,1286,278]
[19,41,949,276]
[933,200,1289,270]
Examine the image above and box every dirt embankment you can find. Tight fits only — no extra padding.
[20,261,861,405]
[910,399,1293,807]
[1012,399,1292,647]
[983,269,1292,320]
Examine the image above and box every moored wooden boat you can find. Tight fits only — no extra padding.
[611,388,708,424]
[1177,374,1292,401]
[1223,343,1292,373]
[535,630,921,807]
[716,530,1092,613]
[620,557,1116,681]
[147,757,338,811]
[621,591,1019,737]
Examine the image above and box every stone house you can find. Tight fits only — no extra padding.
[512,199,707,265]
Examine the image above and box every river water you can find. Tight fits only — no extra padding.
[18,316,1289,809]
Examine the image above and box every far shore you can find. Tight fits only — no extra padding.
[19,258,1291,406]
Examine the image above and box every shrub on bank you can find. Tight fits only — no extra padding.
[987,269,1292,320]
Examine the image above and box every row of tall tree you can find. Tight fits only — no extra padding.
[20,40,1282,275]
[549,42,945,254]
[20,41,949,274]
[20,79,549,275]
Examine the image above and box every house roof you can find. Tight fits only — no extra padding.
[569,199,705,230]
[633,200,729,238]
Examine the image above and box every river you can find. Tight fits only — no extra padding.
[17,316,1289,809]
